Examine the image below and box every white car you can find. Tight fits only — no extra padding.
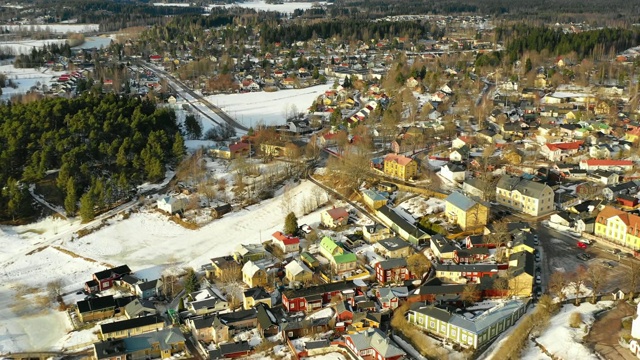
[299,224,312,234]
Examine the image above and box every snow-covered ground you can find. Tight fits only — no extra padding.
[0,24,100,34]
[301,353,345,360]
[72,36,113,50]
[0,178,331,353]
[205,1,328,14]
[521,301,614,360]
[0,39,66,55]
[154,2,192,6]
[206,83,332,126]
[0,64,66,100]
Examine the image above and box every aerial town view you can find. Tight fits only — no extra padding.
[3,0,640,360]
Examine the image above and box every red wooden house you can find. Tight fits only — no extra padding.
[618,195,640,208]
[281,281,356,312]
[375,258,411,284]
[453,247,491,264]
[90,265,132,292]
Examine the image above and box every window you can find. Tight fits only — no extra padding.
[451,329,457,337]
[430,321,435,328]
[418,317,424,325]
[288,332,293,337]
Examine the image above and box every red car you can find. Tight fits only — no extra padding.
[577,241,588,249]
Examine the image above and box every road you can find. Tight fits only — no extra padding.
[534,222,633,295]
[139,62,248,132]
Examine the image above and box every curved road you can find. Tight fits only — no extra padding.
[140,62,248,132]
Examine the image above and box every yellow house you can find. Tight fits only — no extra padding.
[242,261,268,288]
[361,189,388,210]
[507,251,534,297]
[625,128,640,143]
[595,206,640,250]
[243,286,272,310]
[444,192,489,231]
[285,260,313,283]
[383,153,417,181]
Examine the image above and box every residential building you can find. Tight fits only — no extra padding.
[285,259,314,284]
[375,258,410,284]
[282,281,356,312]
[407,300,527,349]
[156,195,188,214]
[256,303,279,337]
[435,263,499,284]
[579,159,634,172]
[271,231,300,254]
[344,328,406,360]
[361,189,388,210]
[209,256,240,280]
[320,207,350,228]
[376,287,407,310]
[208,341,252,359]
[185,287,229,316]
[134,279,163,300]
[233,244,267,263]
[243,286,272,310]
[463,178,489,201]
[603,181,640,201]
[495,175,554,216]
[588,170,619,186]
[363,224,392,243]
[540,141,582,162]
[440,162,467,183]
[376,205,429,246]
[90,265,132,292]
[209,142,250,159]
[383,154,418,180]
[444,192,489,231]
[93,328,186,360]
[123,299,156,319]
[430,235,458,260]
[100,315,165,340]
[242,261,268,288]
[373,237,413,258]
[507,251,535,297]
[319,236,358,274]
[595,206,640,250]
[76,295,116,323]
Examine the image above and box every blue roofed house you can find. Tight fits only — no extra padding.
[362,189,388,210]
[444,192,489,231]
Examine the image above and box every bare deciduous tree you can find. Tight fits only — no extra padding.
[549,271,568,302]
[586,263,606,303]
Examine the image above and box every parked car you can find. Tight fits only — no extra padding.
[536,275,541,284]
[577,242,588,249]
[535,253,541,262]
[576,253,589,261]
[299,224,312,234]
[608,248,621,255]
[603,261,615,269]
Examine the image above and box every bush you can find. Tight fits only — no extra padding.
[569,312,582,328]
[622,317,633,330]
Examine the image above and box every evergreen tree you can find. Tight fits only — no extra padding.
[184,268,199,294]
[64,177,77,216]
[79,191,95,222]
[184,114,203,139]
[284,211,298,235]
[525,58,533,73]
[3,178,26,221]
[172,132,186,163]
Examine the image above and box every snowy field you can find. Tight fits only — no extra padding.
[154,2,192,6]
[0,179,330,353]
[206,82,332,126]
[521,301,614,360]
[0,64,65,100]
[0,39,66,55]
[0,24,100,34]
[205,1,328,14]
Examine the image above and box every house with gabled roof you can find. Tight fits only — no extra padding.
[407,299,527,349]
[243,286,271,310]
[375,258,410,284]
[320,206,349,228]
[540,141,583,162]
[319,236,357,274]
[156,195,188,214]
[123,299,157,319]
[271,231,300,254]
[376,205,429,246]
[242,261,268,288]
[595,205,640,250]
[185,287,229,316]
[496,175,554,216]
[430,235,458,260]
[444,192,489,231]
[134,279,163,300]
[374,237,412,258]
[256,303,279,337]
[343,328,406,360]
[579,159,634,172]
[285,259,313,284]
[93,327,186,360]
[100,315,165,340]
[435,263,499,284]
[440,162,467,183]
[89,265,132,293]
[383,153,417,180]
[507,251,535,297]
[282,281,356,312]
[76,295,117,323]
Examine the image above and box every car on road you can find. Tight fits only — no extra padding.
[608,248,621,255]
[577,241,588,249]
[576,253,589,261]
[533,237,540,246]
[603,261,615,269]
[536,275,541,284]
[535,253,541,262]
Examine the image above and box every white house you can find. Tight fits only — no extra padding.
[440,163,467,183]
[157,195,188,214]
[271,231,300,254]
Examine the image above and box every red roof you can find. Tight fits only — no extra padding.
[384,153,413,166]
[272,231,300,245]
[582,159,633,166]
[326,207,349,220]
[149,55,162,60]
[229,142,250,153]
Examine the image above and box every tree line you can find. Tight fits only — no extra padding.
[0,94,184,221]
[498,25,640,63]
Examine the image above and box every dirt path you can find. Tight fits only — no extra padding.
[586,301,637,360]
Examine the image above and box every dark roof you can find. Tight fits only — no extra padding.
[244,286,270,301]
[509,251,535,277]
[190,314,216,330]
[435,263,498,273]
[85,279,98,288]
[305,340,330,350]
[409,304,452,322]
[94,265,132,280]
[283,281,355,300]
[431,235,457,254]
[256,303,278,329]
[216,341,252,356]
[137,279,159,291]
[115,296,137,309]
[100,315,164,334]
[377,258,407,270]
[377,237,411,251]
[455,247,490,257]
[120,275,140,285]
[218,308,257,324]
[94,339,127,359]
[377,205,427,239]
[77,295,116,313]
